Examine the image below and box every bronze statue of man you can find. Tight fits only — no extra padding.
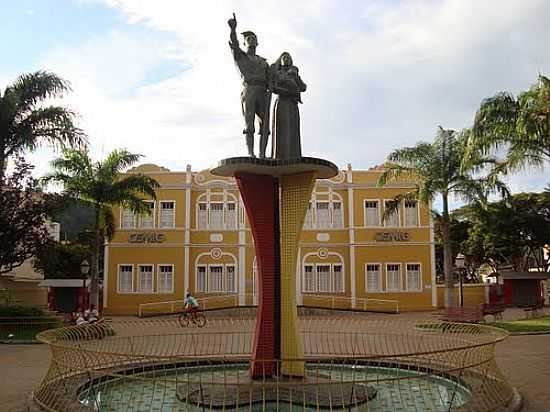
[228,13,270,158]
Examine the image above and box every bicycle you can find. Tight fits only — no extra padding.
[178,309,207,328]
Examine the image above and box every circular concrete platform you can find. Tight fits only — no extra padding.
[177,377,377,409]
[210,157,339,179]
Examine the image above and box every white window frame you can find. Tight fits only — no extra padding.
[196,265,207,293]
[117,264,134,293]
[315,201,331,229]
[157,264,174,294]
[137,264,155,294]
[403,200,420,227]
[303,264,315,292]
[225,202,237,230]
[223,204,239,230]
[139,200,155,229]
[302,263,345,293]
[208,264,225,293]
[363,199,381,227]
[365,263,382,292]
[196,264,238,293]
[405,262,422,292]
[332,201,344,229]
[159,200,176,229]
[383,199,400,227]
[225,264,237,293]
[316,264,331,292]
[303,193,345,231]
[385,263,402,292]
[197,202,208,230]
[209,202,224,230]
[120,208,136,229]
[332,263,345,293]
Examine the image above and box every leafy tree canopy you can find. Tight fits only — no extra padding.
[0,158,62,274]
[34,242,90,279]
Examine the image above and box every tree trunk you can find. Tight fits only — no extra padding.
[0,146,6,185]
[442,193,455,308]
[89,205,101,308]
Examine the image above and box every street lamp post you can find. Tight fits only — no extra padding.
[80,260,90,308]
[455,253,465,307]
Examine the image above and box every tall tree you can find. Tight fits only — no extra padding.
[0,71,86,182]
[467,75,550,175]
[378,127,508,308]
[464,192,550,273]
[0,157,61,274]
[43,148,159,307]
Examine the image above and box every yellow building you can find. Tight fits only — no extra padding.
[104,163,438,315]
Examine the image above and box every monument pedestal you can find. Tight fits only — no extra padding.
[211,157,338,379]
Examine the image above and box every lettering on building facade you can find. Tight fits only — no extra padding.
[129,233,166,243]
[375,232,410,242]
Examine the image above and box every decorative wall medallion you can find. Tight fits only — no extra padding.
[195,174,205,184]
[318,248,329,259]
[210,248,223,260]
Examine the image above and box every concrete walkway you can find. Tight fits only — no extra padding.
[496,334,550,411]
[0,344,50,411]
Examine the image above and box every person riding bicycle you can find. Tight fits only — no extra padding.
[184,291,200,320]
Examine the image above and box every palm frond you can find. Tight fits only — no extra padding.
[10,106,86,153]
[381,190,419,223]
[377,164,418,187]
[110,174,159,202]
[4,71,71,115]
[100,149,143,180]
[471,92,519,151]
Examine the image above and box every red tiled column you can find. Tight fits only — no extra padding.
[235,173,279,378]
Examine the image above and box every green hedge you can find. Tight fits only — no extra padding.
[0,304,50,317]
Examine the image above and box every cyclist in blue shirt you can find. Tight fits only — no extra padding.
[184,291,200,320]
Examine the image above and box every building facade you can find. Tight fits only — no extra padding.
[104,163,437,315]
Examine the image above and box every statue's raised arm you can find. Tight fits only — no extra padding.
[228,13,240,56]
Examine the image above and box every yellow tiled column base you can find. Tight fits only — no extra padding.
[279,171,317,377]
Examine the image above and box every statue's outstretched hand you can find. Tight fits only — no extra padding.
[228,13,237,29]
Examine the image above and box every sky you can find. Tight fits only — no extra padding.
[1,0,549,200]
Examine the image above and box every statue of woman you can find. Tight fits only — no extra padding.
[270,52,307,160]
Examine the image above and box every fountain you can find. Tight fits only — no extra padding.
[33,13,517,412]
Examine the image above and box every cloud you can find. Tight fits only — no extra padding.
[30,0,550,199]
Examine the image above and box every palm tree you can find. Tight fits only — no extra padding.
[378,127,508,308]
[0,71,85,182]
[467,75,550,175]
[44,148,159,307]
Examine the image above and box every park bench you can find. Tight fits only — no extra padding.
[439,306,485,323]
[480,303,505,320]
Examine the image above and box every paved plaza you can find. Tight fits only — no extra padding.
[1,310,549,411]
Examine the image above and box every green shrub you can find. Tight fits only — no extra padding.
[0,304,49,317]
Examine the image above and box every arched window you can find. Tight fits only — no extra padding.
[196,190,239,230]
[301,249,345,293]
[194,249,238,293]
[303,190,344,230]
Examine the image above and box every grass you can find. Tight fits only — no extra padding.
[489,316,550,333]
[0,317,62,342]
[0,328,43,341]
